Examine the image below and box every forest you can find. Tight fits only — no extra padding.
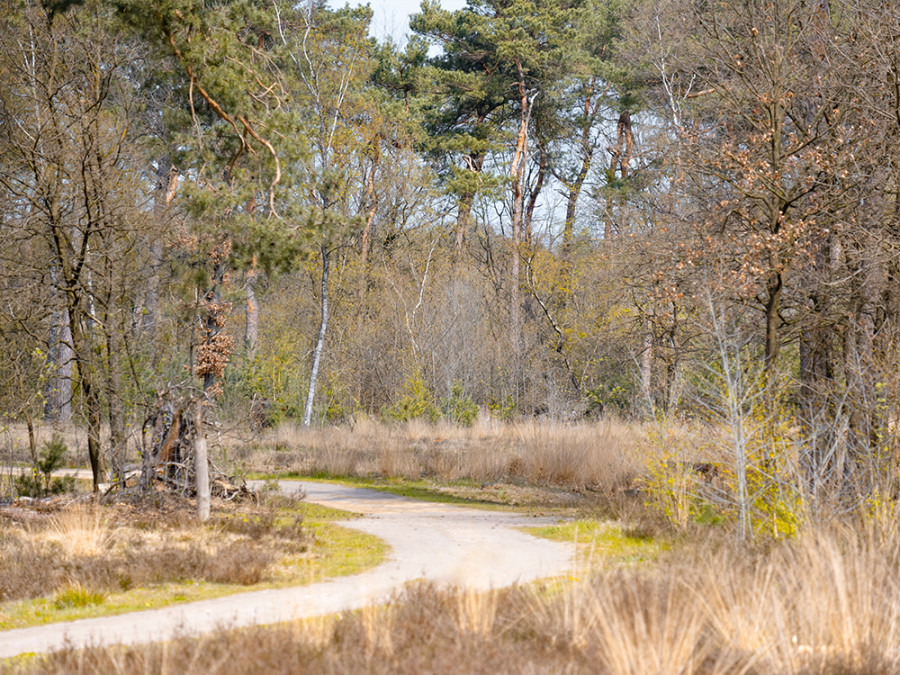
[1,0,900,530]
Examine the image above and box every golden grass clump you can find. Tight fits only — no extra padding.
[454,588,498,638]
[42,504,110,558]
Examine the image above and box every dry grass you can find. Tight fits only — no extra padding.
[0,495,309,604]
[12,524,900,674]
[226,417,682,494]
[42,505,110,557]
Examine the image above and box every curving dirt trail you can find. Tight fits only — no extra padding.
[0,481,572,659]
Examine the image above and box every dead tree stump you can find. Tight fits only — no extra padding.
[139,392,249,510]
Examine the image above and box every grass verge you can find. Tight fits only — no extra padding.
[0,498,386,630]
[524,520,667,570]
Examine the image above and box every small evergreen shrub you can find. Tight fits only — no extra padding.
[15,433,73,498]
[441,383,479,426]
[382,370,439,423]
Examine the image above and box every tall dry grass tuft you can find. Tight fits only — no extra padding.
[360,603,395,657]
[589,574,713,675]
[42,504,111,557]
[718,528,900,672]
[295,614,337,651]
[512,419,639,489]
[454,588,498,637]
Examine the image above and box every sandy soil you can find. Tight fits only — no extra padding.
[0,480,572,659]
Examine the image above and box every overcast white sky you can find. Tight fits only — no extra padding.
[333,0,467,43]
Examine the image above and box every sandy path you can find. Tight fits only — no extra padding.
[0,481,572,659]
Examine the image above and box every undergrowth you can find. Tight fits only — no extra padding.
[14,523,900,674]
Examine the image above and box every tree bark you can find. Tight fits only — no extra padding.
[143,161,178,336]
[764,270,783,371]
[194,401,210,521]
[562,150,590,257]
[65,292,105,492]
[45,306,73,423]
[84,364,105,493]
[244,266,258,355]
[360,138,380,298]
[509,64,537,364]
[524,149,545,248]
[104,313,127,485]
[845,241,881,459]
[303,246,330,427]
[454,153,484,259]
[640,317,654,413]
[603,111,633,242]
[201,249,229,394]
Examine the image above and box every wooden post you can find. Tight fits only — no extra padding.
[195,401,210,521]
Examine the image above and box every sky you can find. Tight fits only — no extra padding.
[332,0,467,43]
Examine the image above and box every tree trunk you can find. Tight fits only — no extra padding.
[105,314,127,485]
[194,402,210,521]
[45,263,73,423]
[244,267,258,355]
[561,90,600,257]
[603,111,633,242]
[764,270,783,371]
[454,154,484,259]
[616,111,633,179]
[359,139,380,298]
[66,301,105,491]
[45,308,73,423]
[562,158,589,257]
[143,161,178,337]
[201,251,229,393]
[303,246,330,427]
[509,65,537,365]
[640,318,654,413]
[85,375,104,493]
[799,236,836,492]
[845,242,881,463]
[523,149,545,247]
[664,316,681,414]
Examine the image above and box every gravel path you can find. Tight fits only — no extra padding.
[0,481,572,659]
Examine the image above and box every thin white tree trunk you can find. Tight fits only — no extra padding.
[640,320,653,414]
[244,268,258,355]
[195,402,210,522]
[303,247,330,427]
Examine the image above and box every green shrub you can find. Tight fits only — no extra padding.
[382,370,439,423]
[441,383,479,426]
[487,395,517,421]
[585,377,634,415]
[15,433,73,498]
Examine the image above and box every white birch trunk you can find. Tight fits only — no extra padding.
[303,247,330,427]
